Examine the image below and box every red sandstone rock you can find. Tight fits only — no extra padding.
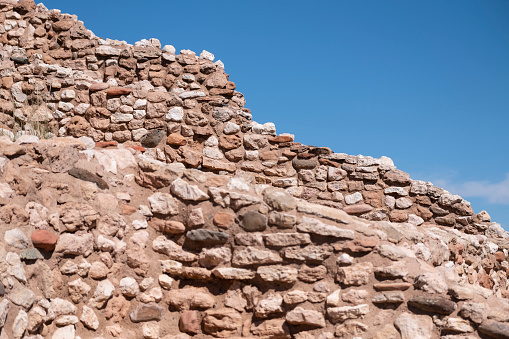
[179,310,200,334]
[31,230,58,251]
[107,87,132,96]
[89,83,110,92]
[52,20,75,32]
[126,145,146,152]
[213,213,234,228]
[95,141,118,148]
[166,133,187,146]
[149,219,186,234]
[343,204,374,215]
[494,251,506,262]
[121,204,137,215]
[269,135,294,143]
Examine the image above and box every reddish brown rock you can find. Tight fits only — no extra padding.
[126,145,146,152]
[121,204,137,215]
[89,83,110,92]
[343,204,374,215]
[374,283,412,291]
[213,213,234,228]
[95,141,118,148]
[383,169,411,186]
[494,251,506,262]
[107,87,132,96]
[166,133,187,146]
[179,310,200,334]
[149,219,186,234]
[269,135,294,143]
[52,20,75,32]
[31,230,58,251]
[389,210,408,222]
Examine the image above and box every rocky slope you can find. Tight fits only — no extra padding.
[0,1,508,338]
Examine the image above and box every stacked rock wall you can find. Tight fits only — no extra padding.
[0,1,507,338]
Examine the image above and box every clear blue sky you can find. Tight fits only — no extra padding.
[43,0,509,230]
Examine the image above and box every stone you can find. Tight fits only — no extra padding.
[337,262,373,286]
[394,312,434,339]
[449,285,474,300]
[286,307,325,327]
[186,229,229,244]
[130,303,165,323]
[51,325,75,339]
[327,304,369,323]
[148,192,178,215]
[439,317,474,333]
[180,310,200,334]
[372,291,405,304]
[212,268,256,280]
[143,322,160,339]
[241,210,267,232]
[203,308,242,337]
[92,279,115,308]
[478,320,509,339]
[141,129,166,148]
[298,265,327,283]
[4,228,29,249]
[153,236,197,262]
[460,302,487,324]
[335,321,369,338]
[264,233,311,247]
[46,298,77,321]
[119,277,140,297]
[12,309,28,339]
[251,318,290,337]
[255,293,284,318]
[345,192,363,205]
[30,230,58,251]
[263,188,296,211]
[89,261,109,279]
[80,305,99,330]
[341,289,369,305]
[285,245,333,262]
[232,247,282,266]
[170,178,209,201]
[257,265,298,284]
[213,212,234,228]
[8,285,35,309]
[343,204,374,214]
[165,287,215,310]
[414,272,448,294]
[0,299,10,327]
[297,216,355,239]
[198,247,232,268]
[54,233,94,257]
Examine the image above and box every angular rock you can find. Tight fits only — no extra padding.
[297,216,354,239]
[286,307,325,327]
[327,304,369,323]
[257,265,298,284]
[130,302,165,323]
[337,262,373,286]
[203,308,242,337]
[394,312,433,339]
[408,295,457,314]
[170,178,209,201]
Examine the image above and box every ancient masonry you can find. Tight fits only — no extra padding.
[0,0,507,338]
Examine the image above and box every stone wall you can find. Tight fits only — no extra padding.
[0,0,506,237]
[0,1,508,338]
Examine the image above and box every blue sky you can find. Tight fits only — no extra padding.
[43,0,509,230]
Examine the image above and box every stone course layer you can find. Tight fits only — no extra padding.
[0,1,507,338]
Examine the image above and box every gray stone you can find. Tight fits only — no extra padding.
[186,229,229,244]
[241,210,267,232]
[478,320,509,339]
[408,295,457,314]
